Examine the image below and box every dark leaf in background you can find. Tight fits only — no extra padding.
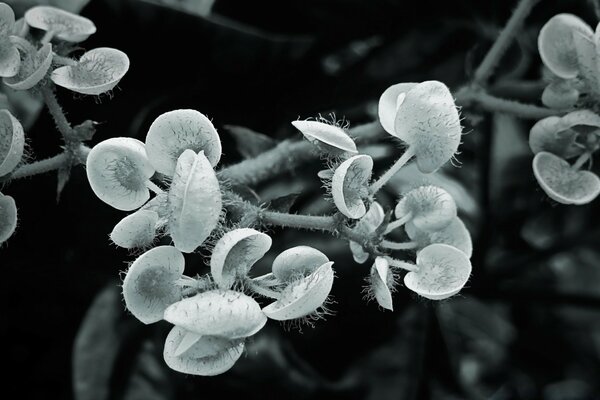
[225,125,277,159]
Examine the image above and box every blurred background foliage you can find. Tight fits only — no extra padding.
[3,0,600,399]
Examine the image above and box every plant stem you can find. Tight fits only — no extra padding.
[145,180,164,194]
[5,152,69,180]
[384,257,418,272]
[370,147,415,194]
[42,86,74,140]
[473,0,541,85]
[260,210,336,232]
[456,88,560,119]
[53,54,77,66]
[381,240,418,250]
[41,30,55,45]
[245,279,281,300]
[384,212,413,234]
[572,152,591,170]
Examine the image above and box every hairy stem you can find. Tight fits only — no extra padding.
[473,0,541,85]
[245,279,281,300]
[6,152,69,180]
[381,240,418,250]
[370,147,415,194]
[456,88,560,119]
[260,210,336,232]
[384,257,418,272]
[42,86,74,140]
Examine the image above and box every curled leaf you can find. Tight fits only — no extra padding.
[4,42,52,90]
[210,228,272,289]
[0,109,24,177]
[86,137,155,211]
[0,193,17,243]
[378,82,418,135]
[291,120,357,156]
[163,326,244,376]
[24,5,96,42]
[51,47,130,95]
[331,154,373,219]
[167,150,222,253]
[393,81,462,173]
[122,245,185,324]
[349,202,384,264]
[395,185,457,232]
[368,257,394,311]
[533,151,600,205]
[110,209,159,249]
[146,109,222,176]
[0,4,20,78]
[262,261,334,321]
[541,81,579,109]
[404,243,471,300]
[538,13,593,79]
[164,289,267,338]
[271,246,329,282]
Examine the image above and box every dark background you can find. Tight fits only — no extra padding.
[3,0,600,399]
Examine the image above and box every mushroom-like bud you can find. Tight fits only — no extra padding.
[262,261,334,321]
[122,246,185,324]
[110,209,159,249]
[163,326,245,376]
[167,150,222,253]
[0,3,20,78]
[406,216,473,258]
[4,42,52,90]
[533,151,600,205]
[0,193,17,243]
[331,154,373,219]
[395,185,457,232]
[404,243,471,300]
[538,14,593,79]
[24,6,96,42]
[367,257,395,311]
[145,109,222,176]
[0,109,24,177]
[210,228,272,289]
[272,246,329,282]
[392,81,462,173]
[86,137,155,211]
[51,47,130,95]
[349,202,384,264]
[291,120,357,156]
[164,290,267,338]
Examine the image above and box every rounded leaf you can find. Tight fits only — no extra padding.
[272,246,329,282]
[0,3,15,36]
[349,202,384,264]
[0,109,24,176]
[529,115,583,159]
[110,209,159,249]
[404,243,471,300]
[369,257,394,311]
[51,47,129,95]
[163,326,244,376]
[0,193,17,243]
[378,82,418,135]
[331,154,373,219]
[533,151,600,205]
[0,40,20,78]
[164,289,267,338]
[210,228,272,289]
[262,261,334,321]
[291,120,357,156]
[4,42,52,90]
[167,150,222,253]
[538,14,593,79]
[145,109,222,175]
[86,137,155,211]
[24,6,96,42]
[406,216,472,258]
[393,81,462,173]
[541,81,579,109]
[395,185,457,232]
[122,245,185,324]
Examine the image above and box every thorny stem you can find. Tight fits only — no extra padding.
[456,87,561,119]
[370,147,415,194]
[473,0,541,85]
[380,240,418,250]
[42,86,74,140]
